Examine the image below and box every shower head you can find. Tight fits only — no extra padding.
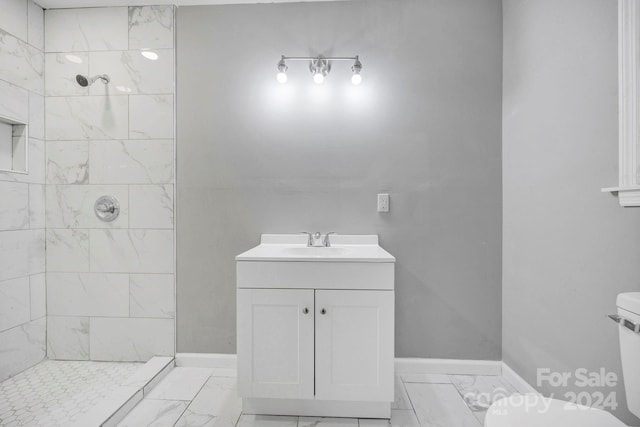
[75,74,110,87]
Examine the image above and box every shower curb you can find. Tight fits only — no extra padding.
[71,356,175,427]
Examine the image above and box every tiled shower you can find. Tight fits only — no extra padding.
[43,6,175,362]
[0,3,176,424]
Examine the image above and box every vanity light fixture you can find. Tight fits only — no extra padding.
[276,55,363,85]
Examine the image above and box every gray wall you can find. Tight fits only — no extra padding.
[503,0,640,424]
[177,0,503,358]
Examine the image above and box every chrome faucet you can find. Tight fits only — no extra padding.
[301,232,336,247]
[323,232,336,247]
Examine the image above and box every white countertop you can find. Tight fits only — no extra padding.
[236,234,395,263]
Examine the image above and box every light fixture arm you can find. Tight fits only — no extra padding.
[281,55,360,62]
[277,55,288,73]
[351,56,362,74]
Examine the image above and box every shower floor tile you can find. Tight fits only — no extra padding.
[0,359,141,426]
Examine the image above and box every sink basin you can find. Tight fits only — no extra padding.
[283,246,350,257]
[235,234,395,263]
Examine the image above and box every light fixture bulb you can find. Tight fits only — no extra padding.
[351,56,363,86]
[276,56,288,84]
[277,72,288,84]
[314,72,325,84]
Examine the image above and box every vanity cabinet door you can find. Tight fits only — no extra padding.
[237,289,315,399]
[315,290,394,402]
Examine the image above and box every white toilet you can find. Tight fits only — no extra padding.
[485,292,640,427]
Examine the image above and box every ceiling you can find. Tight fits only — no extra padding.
[35,0,347,9]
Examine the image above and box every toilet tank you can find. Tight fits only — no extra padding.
[617,292,640,418]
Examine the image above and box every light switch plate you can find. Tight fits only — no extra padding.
[377,193,390,212]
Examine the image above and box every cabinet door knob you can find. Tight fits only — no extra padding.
[321,308,326,315]
[303,307,309,314]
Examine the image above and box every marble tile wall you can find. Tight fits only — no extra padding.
[44,5,176,362]
[0,0,46,382]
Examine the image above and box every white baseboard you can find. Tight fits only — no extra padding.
[501,362,540,395]
[176,353,237,369]
[176,353,501,376]
[395,358,502,376]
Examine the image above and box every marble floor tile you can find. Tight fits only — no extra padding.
[400,373,451,384]
[391,376,412,410]
[146,367,212,401]
[389,409,421,427]
[236,415,299,427]
[174,409,217,427]
[211,367,238,378]
[405,383,481,427]
[116,399,188,427]
[449,375,517,411]
[358,419,392,427]
[473,410,487,425]
[298,417,358,427]
[181,376,235,419]
[359,410,421,427]
[116,369,516,427]
[207,384,242,427]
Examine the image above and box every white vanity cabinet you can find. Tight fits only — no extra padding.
[236,234,395,419]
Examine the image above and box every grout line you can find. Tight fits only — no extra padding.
[448,375,494,423]
[171,376,210,426]
[399,378,420,422]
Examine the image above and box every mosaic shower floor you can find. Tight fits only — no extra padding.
[0,359,141,427]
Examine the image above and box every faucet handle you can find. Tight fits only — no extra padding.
[300,231,313,247]
[323,232,336,247]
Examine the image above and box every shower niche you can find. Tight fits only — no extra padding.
[0,114,28,174]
